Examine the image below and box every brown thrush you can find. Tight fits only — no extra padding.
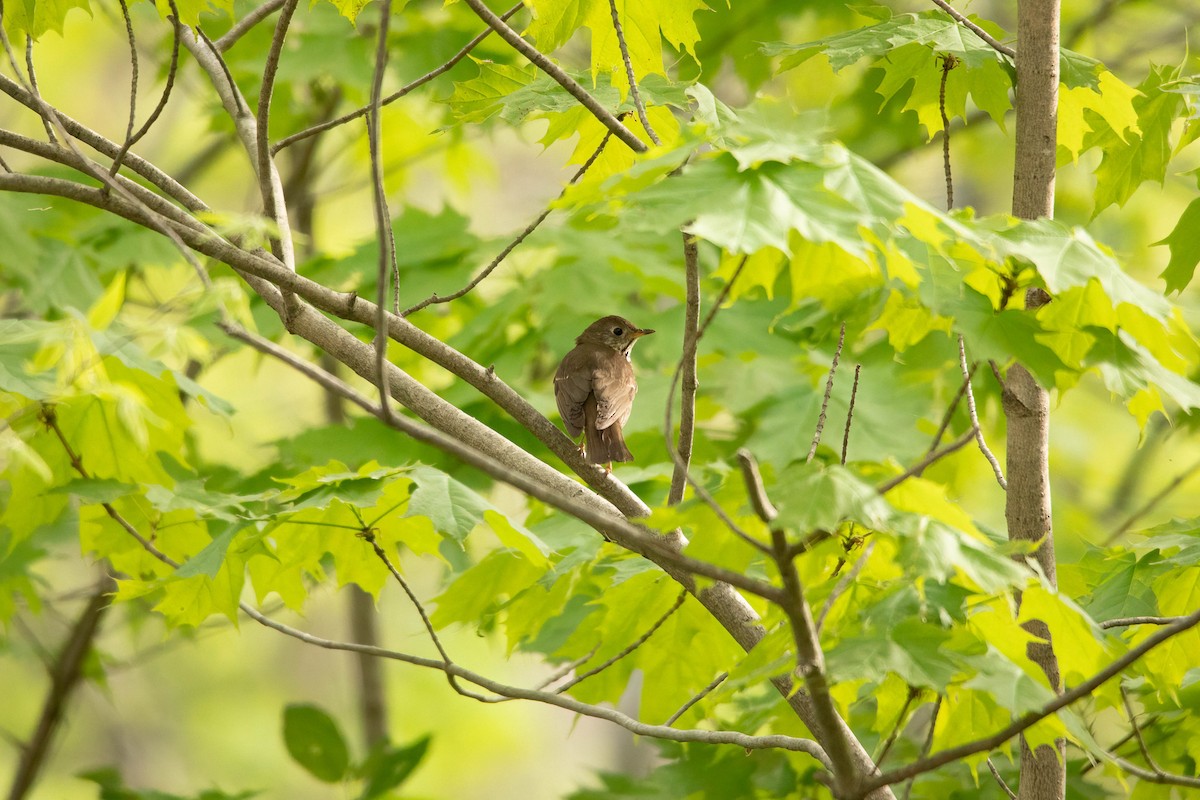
[554,315,654,467]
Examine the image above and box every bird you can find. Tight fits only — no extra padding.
[554,315,654,470]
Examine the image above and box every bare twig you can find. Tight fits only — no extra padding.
[926,366,976,457]
[403,126,615,317]
[841,364,861,465]
[240,603,833,763]
[667,233,701,504]
[272,3,524,155]
[366,0,399,419]
[878,428,976,494]
[873,686,919,765]
[255,0,298,261]
[1100,616,1185,630]
[985,757,1017,799]
[859,608,1200,795]
[359,527,491,701]
[114,0,140,177]
[459,0,647,153]
[111,0,182,179]
[22,35,54,142]
[215,0,288,51]
[808,323,846,462]
[958,335,1006,489]
[607,0,660,145]
[37,405,172,566]
[664,672,728,726]
[937,53,958,211]
[1108,754,1200,789]
[928,0,1016,58]
[660,257,769,553]
[555,589,687,693]
[1121,686,1161,773]
[1104,458,1200,545]
[534,646,600,690]
[901,696,941,800]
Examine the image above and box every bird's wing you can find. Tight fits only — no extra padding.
[554,349,594,437]
[591,357,637,431]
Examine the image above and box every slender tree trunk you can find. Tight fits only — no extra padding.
[1008,1,1065,799]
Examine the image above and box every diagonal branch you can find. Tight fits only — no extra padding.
[928,0,1016,58]
[553,589,687,694]
[458,0,647,153]
[958,335,1006,489]
[808,323,846,462]
[606,0,660,145]
[272,3,525,155]
[857,607,1200,796]
[403,124,615,317]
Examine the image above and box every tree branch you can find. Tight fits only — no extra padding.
[928,0,1016,58]
[958,335,1006,490]
[458,0,647,153]
[607,0,660,145]
[857,607,1200,796]
[667,233,701,504]
[808,323,846,462]
[272,3,524,155]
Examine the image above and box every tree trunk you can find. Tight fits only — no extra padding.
[1008,1,1065,798]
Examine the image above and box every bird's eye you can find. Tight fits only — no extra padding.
[612,327,624,336]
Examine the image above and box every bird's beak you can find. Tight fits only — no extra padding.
[635,328,655,337]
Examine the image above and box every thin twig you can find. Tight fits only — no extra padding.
[808,323,846,462]
[958,335,1006,490]
[359,527,491,701]
[459,0,646,153]
[607,0,660,145]
[841,364,861,465]
[22,35,54,142]
[38,405,173,566]
[926,365,976,457]
[555,589,687,693]
[403,126,615,317]
[660,257,769,554]
[114,0,140,181]
[215,0,288,51]
[873,686,919,765]
[816,540,874,634]
[1121,686,1162,773]
[667,233,700,504]
[937,53,958,211]
[860,609,1200,794]
[928,0,1016,58]
[255,0,298,261]
[1110,756,1200,789]
[901,696,942,800]
[534,645,600,690]
[272,3,525,155]
[985,757,1017,799]
[1104,458,1200,545]
[877,428,976,494]
[664,672,728,726]
[111,0,182,179]
[1100,616,1185,629]
[368,0,398,419]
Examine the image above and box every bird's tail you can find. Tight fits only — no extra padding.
[585,423,633,464]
